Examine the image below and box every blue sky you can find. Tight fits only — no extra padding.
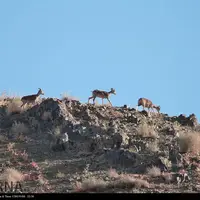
[0,0,200,119]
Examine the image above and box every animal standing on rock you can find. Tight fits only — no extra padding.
[21,88,44,108]
[88,88,116,106]
[136,97,160,116]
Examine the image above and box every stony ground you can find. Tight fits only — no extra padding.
[0,96,200,193]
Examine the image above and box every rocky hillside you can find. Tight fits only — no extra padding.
[0,97,200,193]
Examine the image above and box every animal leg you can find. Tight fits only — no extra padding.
[151,107,155,114]
[102,98,104,105]
[107,98,112,106]
[148,108,152,117]
[147,109,150,117]
[21,102,26,108]
[88,96,93,104]
[93,97,96,105]
[27,102,31,108]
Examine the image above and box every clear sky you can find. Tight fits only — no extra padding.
[0,0,199,119]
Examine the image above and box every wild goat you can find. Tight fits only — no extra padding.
[21,88,44,108]
[136,97,160,115]
[88,88,116,106]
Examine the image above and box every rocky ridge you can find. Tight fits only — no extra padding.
[0,97,200,193]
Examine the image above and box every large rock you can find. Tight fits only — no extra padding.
[170,114,198,127]
[104,149,142,168]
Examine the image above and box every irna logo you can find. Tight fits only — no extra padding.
[0,181,23,193]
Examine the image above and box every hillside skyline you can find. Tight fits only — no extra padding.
[0,0,199,119]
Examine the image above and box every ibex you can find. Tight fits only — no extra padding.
[21,88,44,108]
[136,97,160,115]
[88,88,116,106]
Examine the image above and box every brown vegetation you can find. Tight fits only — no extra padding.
[0,168,24,183]
[178,131,200,154]
[137,122,158,138]
[146,166,161,177]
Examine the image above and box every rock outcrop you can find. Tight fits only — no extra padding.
[0,97,200,193]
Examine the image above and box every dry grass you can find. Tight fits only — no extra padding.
[137,122,158,138]
[55,171,65,179]
[0,91,7,100]
[0,96,8,106]
[108,169,150,189]
[75,177,107,192]
[178,131,200,154]
[113,175,149,189]
[47,126,61,137]
[0,168,24,183]
[0,91,22,108]
[161,172,173,184]
[10,121,29,135]
[146,166,161,177]
[94,101,112,107]
[0,91,20,101]
[75,170,150,192]
[61,92,79,101]
[6,98,23,115]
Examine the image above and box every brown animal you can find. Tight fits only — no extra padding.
[21,88,44,108]
[136,97,160,115]
[88,88,116,106]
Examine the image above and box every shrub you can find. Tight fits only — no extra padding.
[146,166,161,177]
[0,168,24,183]
[137,122,158,138]
[178,131,200,154]
[10,121,29,135]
